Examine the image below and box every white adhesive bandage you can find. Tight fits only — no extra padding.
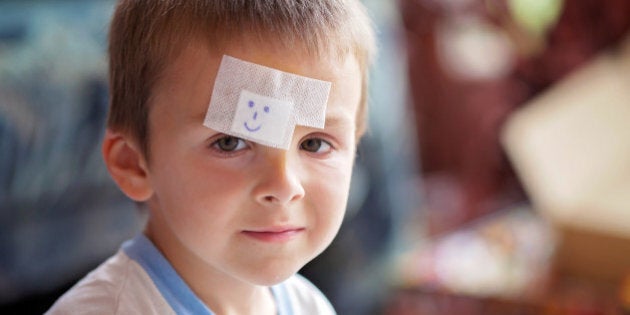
[203,55,332,149]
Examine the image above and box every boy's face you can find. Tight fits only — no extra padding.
[141,39,362,287]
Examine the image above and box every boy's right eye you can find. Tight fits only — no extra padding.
[211,135,248,152]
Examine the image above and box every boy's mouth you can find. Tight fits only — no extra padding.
[242,227,305,243]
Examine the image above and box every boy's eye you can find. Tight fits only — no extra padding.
[300,138,332,154]
[212,136,248,152]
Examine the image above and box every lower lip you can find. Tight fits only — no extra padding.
[242,229,305,243]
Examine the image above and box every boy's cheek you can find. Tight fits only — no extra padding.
[313,154,356,177]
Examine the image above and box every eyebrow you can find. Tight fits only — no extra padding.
[191,109,210,125]
[322,114,353,129]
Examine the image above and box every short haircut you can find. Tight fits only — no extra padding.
[107,0,377,157]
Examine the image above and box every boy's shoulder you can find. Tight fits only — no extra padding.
[46,250,174,315]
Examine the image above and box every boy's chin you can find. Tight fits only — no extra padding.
[231,251,321,286]
[253,271,297,287]
[242,266,302,287]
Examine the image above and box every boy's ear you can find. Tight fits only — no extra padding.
[102,129,153,202]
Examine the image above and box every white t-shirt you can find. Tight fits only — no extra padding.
[46,235,336,315]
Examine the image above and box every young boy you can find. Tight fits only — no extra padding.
[48,0,375,314]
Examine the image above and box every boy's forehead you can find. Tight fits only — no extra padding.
[154,39,362,137]
[202,55,332,149]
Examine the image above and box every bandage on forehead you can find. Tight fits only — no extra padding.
[203,55,331,149]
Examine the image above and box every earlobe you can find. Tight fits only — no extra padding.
[102,130,153,202]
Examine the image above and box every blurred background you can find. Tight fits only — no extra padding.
[1,0,629,314]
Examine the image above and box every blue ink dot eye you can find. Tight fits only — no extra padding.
[264,106,270,113]
[248,101,254,108]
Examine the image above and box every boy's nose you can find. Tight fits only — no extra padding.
[253,150,305,206]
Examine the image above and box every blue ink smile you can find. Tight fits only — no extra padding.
[244,122,262,132]
[243,100,270,133]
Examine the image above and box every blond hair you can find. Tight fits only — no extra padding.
[107,0,376,156]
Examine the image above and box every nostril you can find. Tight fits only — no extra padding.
[261,193,301,204]
[254,159,306,206]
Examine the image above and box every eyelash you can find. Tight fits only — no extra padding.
[300,136,335,155]
[208,134,337,156]
[209,135,250,156]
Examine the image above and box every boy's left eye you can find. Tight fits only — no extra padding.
[211,135,248,152]
[300,138,332,154]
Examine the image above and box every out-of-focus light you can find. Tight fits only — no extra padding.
[437,17,515,81]
[508,0,563,38]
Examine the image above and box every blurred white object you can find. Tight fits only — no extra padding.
[502,35,630,238]
[396,207,555,299]
[437,17,515,81]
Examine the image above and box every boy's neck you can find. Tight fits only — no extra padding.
[143,223,277,315]
[196,282,276,315]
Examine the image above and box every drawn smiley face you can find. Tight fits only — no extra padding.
[229,90,293,148]
[243,100,270,132]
